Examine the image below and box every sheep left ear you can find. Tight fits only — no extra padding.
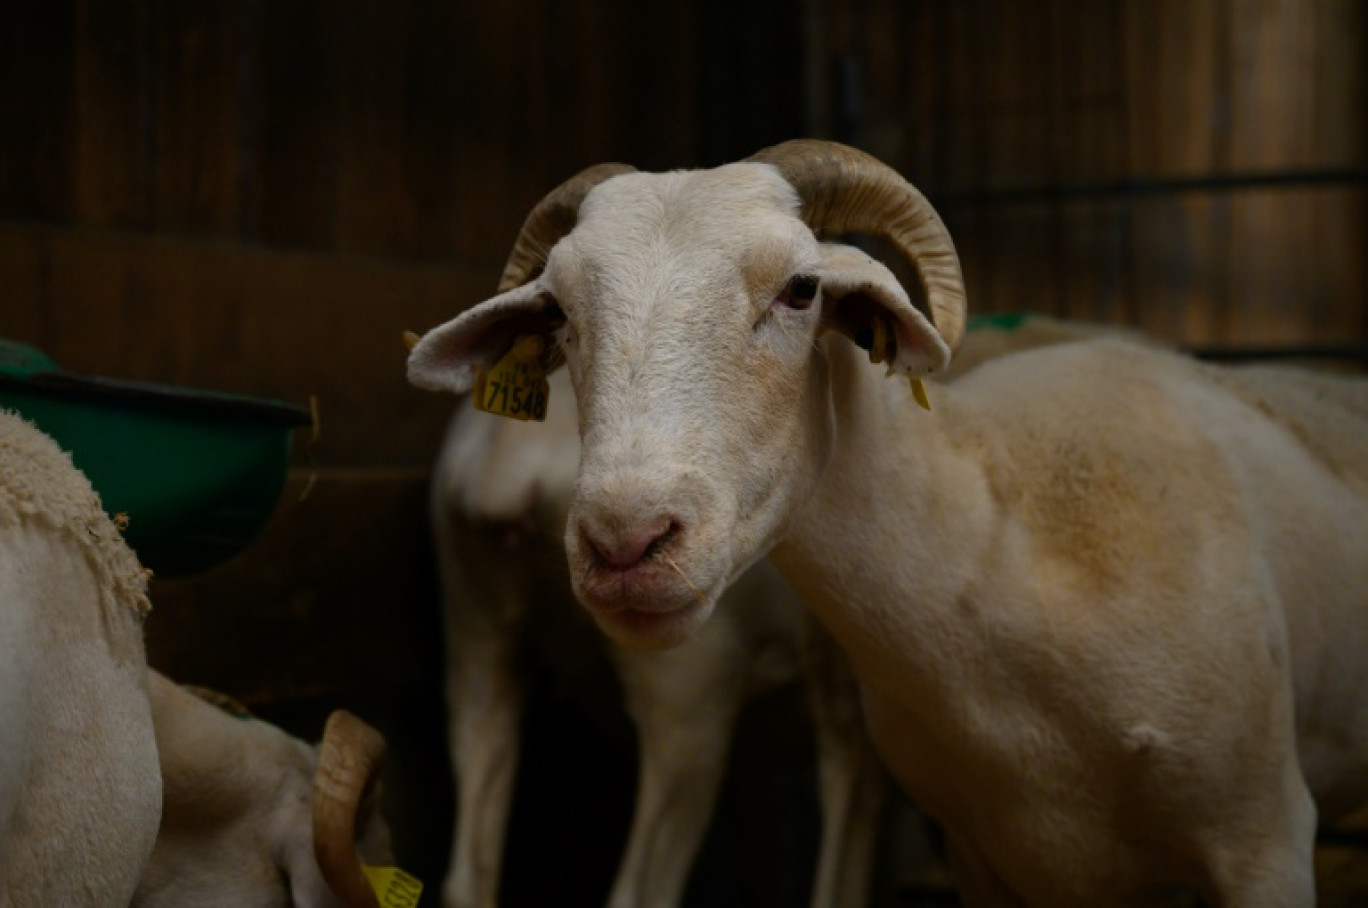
[407,278,565,395]
[818,243,951,376]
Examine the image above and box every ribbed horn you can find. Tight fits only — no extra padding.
[313,710,387,908]
[748,139,966,353]
[498,162,637,293]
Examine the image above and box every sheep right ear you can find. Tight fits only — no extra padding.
[407,279,565,395]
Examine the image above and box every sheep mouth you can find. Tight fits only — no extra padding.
[577,560,698,614]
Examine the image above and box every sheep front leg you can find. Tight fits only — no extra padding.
[803,616,888,908]
[606,640,746,908]
[434,501,529,908]
[442,610,524,908]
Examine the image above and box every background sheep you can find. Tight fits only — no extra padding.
[135,670,395,908]
[433,366,888,908]
[408,140,1368,905]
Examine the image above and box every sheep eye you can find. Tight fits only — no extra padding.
[778,274,819,310]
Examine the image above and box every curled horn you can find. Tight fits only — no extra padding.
[313,710,387,908]
[747,139,966,353]
[498,162,638,293]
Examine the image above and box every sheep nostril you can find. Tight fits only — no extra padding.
[580,517,678,571]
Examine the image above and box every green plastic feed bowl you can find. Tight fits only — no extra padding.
[0,340,312,576]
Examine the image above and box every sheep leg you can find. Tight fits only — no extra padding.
[440,607,524,908]
[435,505,528,908]
[606,643,745,908]
[803,617,888,908]
[1195,767,1317,908]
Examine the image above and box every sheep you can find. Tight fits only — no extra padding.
[432,365,888,908]
[407,139,1368,906]
[135,670,395,908]
[1,409,162,906]
[1,410,397,908]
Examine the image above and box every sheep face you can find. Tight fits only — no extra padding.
[544,165,837,647]
[411,152,954,650]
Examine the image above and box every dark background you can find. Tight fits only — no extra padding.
[2,1,1365,905]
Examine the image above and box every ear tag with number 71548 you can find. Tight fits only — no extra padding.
[473,335,550,421]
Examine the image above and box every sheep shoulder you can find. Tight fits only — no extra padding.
[0,410,151,626]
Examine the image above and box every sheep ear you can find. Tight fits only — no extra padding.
[818,243,951,376]
[407,279,565,395]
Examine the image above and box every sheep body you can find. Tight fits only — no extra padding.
[433,367,887,908]
[0,410,161,907]
[408,144,1368,905]
[774,334,1366,903]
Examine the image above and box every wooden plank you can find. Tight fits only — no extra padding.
[334,1,419,259]
[443,0,554,264]
[74,0,155,228]
[332,0,470,261]
[1123,0,1227,344]
[149,0,243,237]
[1309,0,1367,344]
[0,221,494,466]
[239,0,341,251]
[0,227,48,343]
[74,0,153,228]
[0,2,78,222]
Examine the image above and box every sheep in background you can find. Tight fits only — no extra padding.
[1,409,162,906]
[1,410,397,908]
[433,366,888,908]
[409,140,1368,905]
[135,670,393,908]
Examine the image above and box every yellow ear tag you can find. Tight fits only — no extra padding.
[361,865,423,907]
[909,375,932,411]
[473,335,550,421]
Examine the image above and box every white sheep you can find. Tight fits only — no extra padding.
[1,410,396,908]
[1,409,162,906]
[409,140,1368,905]
[432,365,888,908]
[135,671,394,908]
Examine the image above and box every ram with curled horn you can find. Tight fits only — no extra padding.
[134,672,405,908]
[408,140,1368,905]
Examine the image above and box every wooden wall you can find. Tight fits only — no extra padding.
[819,0,1367,348]
[1,1,1365,905]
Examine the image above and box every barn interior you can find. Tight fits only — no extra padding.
[1,1,1365,905]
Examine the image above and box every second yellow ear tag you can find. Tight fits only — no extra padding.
[869,317,931,411]
[474,335,550,421]
[362,865,423,907]
[909,375,931,411]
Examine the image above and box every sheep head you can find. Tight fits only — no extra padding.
[409,140,965,649]
[136,676,394,908]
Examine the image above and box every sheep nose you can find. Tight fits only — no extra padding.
[579,515,676,571]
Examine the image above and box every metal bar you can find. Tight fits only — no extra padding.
[930,168,1368,208]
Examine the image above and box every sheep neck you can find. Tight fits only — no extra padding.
[769,337,998,703]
